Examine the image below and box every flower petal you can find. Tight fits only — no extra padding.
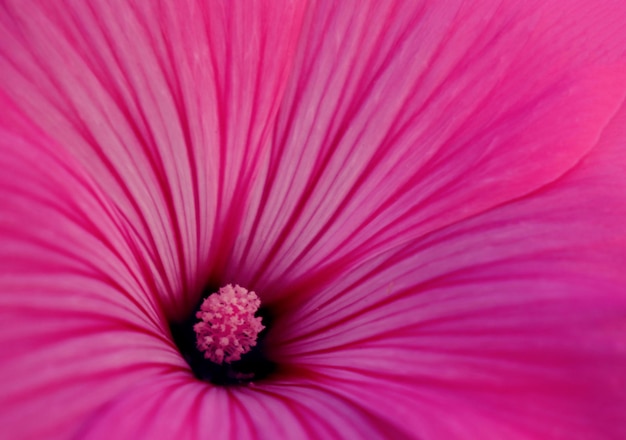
[272,97,626,438]
[0,0,306,315]
[0,115,184,438]
[77,375,407,439]
[233,0,626,301]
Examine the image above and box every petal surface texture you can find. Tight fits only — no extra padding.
[1,1,626,439]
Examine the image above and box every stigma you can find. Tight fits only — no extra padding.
[193,284,265,365]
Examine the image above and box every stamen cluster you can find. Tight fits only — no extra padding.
[193,284,264,364]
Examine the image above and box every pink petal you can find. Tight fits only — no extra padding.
[0,0,306,316]
[77,375,406,439]
[0,119,184,439]
[232,1,626,300]
[271,97,626,438]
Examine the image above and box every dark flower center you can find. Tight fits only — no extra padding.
[170,283,276,386]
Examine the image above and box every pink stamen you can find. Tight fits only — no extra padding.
[193,284,265,365]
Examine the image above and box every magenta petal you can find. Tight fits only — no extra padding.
[271,99,626,438]
[78,376,407,439]
[0,0,307,315]
[235,1,626,298]
[0,121,186,438]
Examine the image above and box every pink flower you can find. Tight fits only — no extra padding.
[1,1,626,438]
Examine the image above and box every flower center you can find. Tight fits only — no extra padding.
[169,282,275,385]
[193,284,265,365]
